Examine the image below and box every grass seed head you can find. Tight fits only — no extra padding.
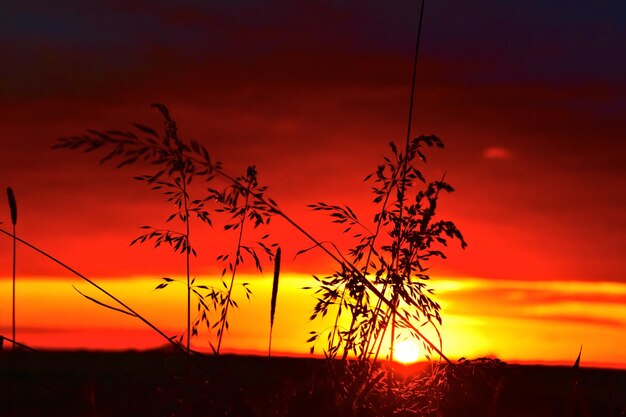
[6,187,17,226]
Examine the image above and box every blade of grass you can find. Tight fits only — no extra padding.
[72,285,138,317]
[568,345,583,417]
[1,336,36,352]
[7,187,17,225]
[0,227,187,355]
[268,247,281,357]
[6,187,17,350]
[573,344,582,369]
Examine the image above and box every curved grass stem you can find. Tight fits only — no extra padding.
[0,227,187,356]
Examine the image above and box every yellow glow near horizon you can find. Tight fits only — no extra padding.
[1,274,624,368]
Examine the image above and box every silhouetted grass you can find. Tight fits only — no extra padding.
[54,106,278,355]
[6,187,17,350]
[269,246,282,357]
[0,227,187,356]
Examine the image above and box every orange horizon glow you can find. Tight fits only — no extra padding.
[1,274,624,369]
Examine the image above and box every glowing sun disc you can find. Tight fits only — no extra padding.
[394,339,420,364]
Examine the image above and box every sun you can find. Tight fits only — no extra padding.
[393,339,420,364]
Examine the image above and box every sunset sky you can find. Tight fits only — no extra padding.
[1,1,625,367]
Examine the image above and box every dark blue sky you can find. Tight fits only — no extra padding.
[2,1,625,95]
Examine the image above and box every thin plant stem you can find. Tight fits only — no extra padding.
[329,286,347,358]
[388,295,398,393]
[182,172,191,355]
[372,307,393,364]
[390,301,397,366]
[360,0,428,366]
[11,222,16,350]
[2,336,35,352]
[0,227,187,356]
[7,187,18,351]
[341,172,398,361]
[216,179,252,354]
[389,0,426,371]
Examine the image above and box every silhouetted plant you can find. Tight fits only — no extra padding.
[56,104,218,353]
[53,103,471,417]
[0,227,186,354]
[307,135,465,356]
[54,104,278,353]
[6,187,17,350]
[269,246,282,356]
[55,105,456,366]
[304,135,466,412]
[53,108,186,350]
[212,165,277,353]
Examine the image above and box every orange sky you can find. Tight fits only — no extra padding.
[0,1,625,367]
[1,276,624,368]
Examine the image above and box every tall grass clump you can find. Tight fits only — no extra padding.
[55,103,453,367]
[212,165,276,353]
[53,99,470,417]
[55,105,461,356]
[302,135,466,408]
[54,104,278,353]
[297,1,470,411]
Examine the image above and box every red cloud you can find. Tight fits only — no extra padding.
[483,146,512,159]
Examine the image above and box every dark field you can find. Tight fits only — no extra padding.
[1,350,624,417]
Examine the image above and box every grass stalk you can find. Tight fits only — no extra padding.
[1,336,36,352]
[0,227,187,356]
[216,178,253,354]
[386,0,426,374]
[182,172,191,355]
[7,187,17,350]
[268,247,281,357]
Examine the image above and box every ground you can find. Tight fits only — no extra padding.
[1,350,624,417]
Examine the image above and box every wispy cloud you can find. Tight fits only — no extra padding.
[431,278,626,366]
[436,278,626,330]
[483,146,512,160]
